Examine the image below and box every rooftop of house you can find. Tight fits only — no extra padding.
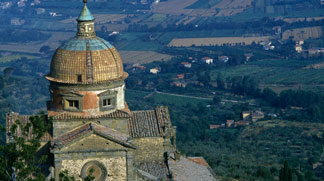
[169,156,217,181]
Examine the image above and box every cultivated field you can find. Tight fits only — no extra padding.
[168,36,270,47]
[0,54,38,62]
[213,0,252,16]
[152,0,197,15]
[282,16,324,23]
[60,14,127,24]
[0,31,74,53]
[282,26,323,41]
[119,51,172,64]
[213,59,324,93]
[152,0,252,17]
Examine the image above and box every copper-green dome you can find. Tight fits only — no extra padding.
[59,37,113,51]
[77,3,94,21]
[46,1,127,84]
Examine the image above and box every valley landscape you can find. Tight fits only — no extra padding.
[1,0,324,180]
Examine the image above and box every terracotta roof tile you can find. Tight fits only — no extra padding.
[53,123,135,149]
[51,109,130,120]
[188,157,210,167]
[137,162,167,180]
[128,107,171,138]
[169,156,217,181]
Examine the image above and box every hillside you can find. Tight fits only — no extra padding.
[153,0,324,19]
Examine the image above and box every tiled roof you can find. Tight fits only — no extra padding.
[53,123,135,149]
[6,113,52,143]
[137,162,168,180]
[187,157,210,167]
[169,156,217,181]
[51,109,131,120]
[59,37,113,51]
[128,107,171,138]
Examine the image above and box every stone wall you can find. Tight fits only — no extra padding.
[61,157,127,181]
[133,137,165,162]
[60,134,125,151]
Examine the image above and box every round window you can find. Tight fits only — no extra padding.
[81,161,107,181]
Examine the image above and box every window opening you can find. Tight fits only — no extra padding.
[103,99,111,107]
[77,74,82,82]
[68,100,79,109]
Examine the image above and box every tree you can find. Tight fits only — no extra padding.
[59,170,75,181]
[262,88,278,106]
[39,45,51,54]
[198,72,211,88]
[0,112,51,180]
[256,166,272,180]
[3,67,14,78]
[0,76,4,90]
[279,161,292,181]
[216,73,225,90]
[59,169,94,181]
[212,96,221,105]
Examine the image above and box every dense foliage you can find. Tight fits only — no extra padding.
[0,113,51,180]
[0,29,50,43]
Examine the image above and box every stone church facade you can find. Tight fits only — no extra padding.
[6,1,216,180]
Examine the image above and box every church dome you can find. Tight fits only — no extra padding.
[46,1,127,84]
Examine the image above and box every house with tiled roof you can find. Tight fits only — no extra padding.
[6,1,216,181]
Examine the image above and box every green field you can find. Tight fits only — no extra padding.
[0,55,38,63]
[186,0,221,9]
[145,14,167,22]
[126,89,210,108]
[178,119,324,180]
[158,30,245,44]
[212,59,324,92]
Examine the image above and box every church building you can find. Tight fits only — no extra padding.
[6,1,216,180]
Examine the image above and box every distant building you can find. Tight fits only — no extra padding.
[272,26,282,35]
[218,56,229,63]
[263,45,275,50]
[171,81,187,88]
[242,111,250,121]
[234,121,250,127]
[141,0,148,4]
[181,62,192,68]
[298,40,304,45]
[226,120,234,127]
[295,45,302,53]
[177,74,185,79]
[17,0,25,7]
[209,125,222,129]
[133,65,146,71]
[36,8,45,15]
[11,18,25,26]
[49,12,61,17]
[251,110,265,122]
[201,57,213,64]
[260,41,275,50]
[0,2,12,9]
[307,48,324,56]
[242,110,264,122]
[150,67,160,74]
[244,53,253,62]
[109,31,120,36]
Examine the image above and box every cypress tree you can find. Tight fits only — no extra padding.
[279,160,292,181]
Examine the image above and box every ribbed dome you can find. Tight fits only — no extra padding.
[59,37,113,51]
[46,2,127,84]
